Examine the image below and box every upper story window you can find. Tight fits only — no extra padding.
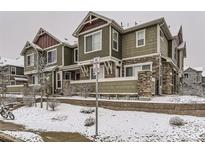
[136,29,145,47]
[112,29,119,51]
[74,48,79,63]
[27,54,34,67]
[84,30,102,53]
[47,49,57,64]
[160,30,164,40]
[184,73,188,78]
[11,67,16,75]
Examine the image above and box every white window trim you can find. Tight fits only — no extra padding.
[26,53,34,67]
[112,29,119,52]
[11,66,16,75]
[136,29,146,48]
[84,30,102,54]
[56,71,62,89]
[74,48,79,63]
[47,49,57,65]
[90,65,105,80]
[124,62,153,77]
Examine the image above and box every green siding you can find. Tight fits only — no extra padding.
[78,26,110,61]
[71,80,138,94]
[122,25,158,58]
[64,46,76,66]
[160,35,168,57]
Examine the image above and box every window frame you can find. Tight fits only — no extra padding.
[47,49,57,65]
[112,29,119,52]
[124,62,152,78]
[84,30,102,54]
[136,29,146,48]
[26,54,34,67]
[56,71,62,89]
[73,48,79,63]
[63,72,71,80]
[11,66,16,75]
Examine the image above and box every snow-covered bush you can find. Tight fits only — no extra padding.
[48,99,60,111]
[80,108,95,114]
[5,97,17,104]
[23,96,34,107]
[169,116,185,126]
[51,115,68,121]
[84,117,95,127]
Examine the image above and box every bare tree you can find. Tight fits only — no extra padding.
[48,99,60,111]
[0,67,9,107]
[44,74,52,110]
[37,54,47,108]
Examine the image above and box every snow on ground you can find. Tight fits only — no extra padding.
[0,131,43,142]
[1,102,205,142]
[4,94,205,104]
[151,95,205,104]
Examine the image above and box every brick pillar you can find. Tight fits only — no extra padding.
[138,71,152,98]
[162,62,173,95]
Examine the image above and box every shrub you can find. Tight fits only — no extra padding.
[84,117,95,127]
[48,99,60,111]
[169,116,185,126]
[80,108,95,114]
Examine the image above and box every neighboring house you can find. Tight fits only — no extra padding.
[20,28,80,94]
[0,57,27,85]
[182,67,205,96]
[20,11,187,97]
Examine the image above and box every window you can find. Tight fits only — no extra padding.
[125,63,152,78]
[11,67,16,75]
[126,67,133,77]
[74,48,79,63]
[112,29,119,51]
[84,31,102,53]
[63,72,71,80]
[10,81,15,85]
[136,29,145,47]
[47,49,57,64]
[56,72,62,89]
[75,72,80,80]
[27,54,34,66]
[90,66,104,80]
[32,75,38,84]
[184,73,188,78]
[160,30,164,40]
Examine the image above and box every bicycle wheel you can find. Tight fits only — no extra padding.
[8,112,15,120]
[1,111,8,119]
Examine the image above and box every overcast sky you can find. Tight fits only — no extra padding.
[0,11,205,68]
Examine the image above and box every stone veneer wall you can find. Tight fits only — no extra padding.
[162,61,173,94]
[138,71,152,97]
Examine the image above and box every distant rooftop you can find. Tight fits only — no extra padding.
[0,56,24,67]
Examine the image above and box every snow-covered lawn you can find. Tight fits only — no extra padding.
[5,94,205,104]
[1,103,205,142]
[0,131,43,142]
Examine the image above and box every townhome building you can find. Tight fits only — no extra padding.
[182,67,205,96]
[20,28,80,94]
[20,11,187,97]
[0,57,27,85]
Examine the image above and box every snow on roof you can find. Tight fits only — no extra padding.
[0,57,24,67]
[202,71,205,77]
[184,66,203,72]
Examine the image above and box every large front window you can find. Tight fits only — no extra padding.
[84,31,102,53]
[47,49,57,64]
[112,29,119,51]
[27,54,34,66]
[125,63,152,78]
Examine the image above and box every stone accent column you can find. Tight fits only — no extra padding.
[162,62,173,94]
[138,71,152,98]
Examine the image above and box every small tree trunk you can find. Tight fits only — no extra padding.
[46,96,49,110]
